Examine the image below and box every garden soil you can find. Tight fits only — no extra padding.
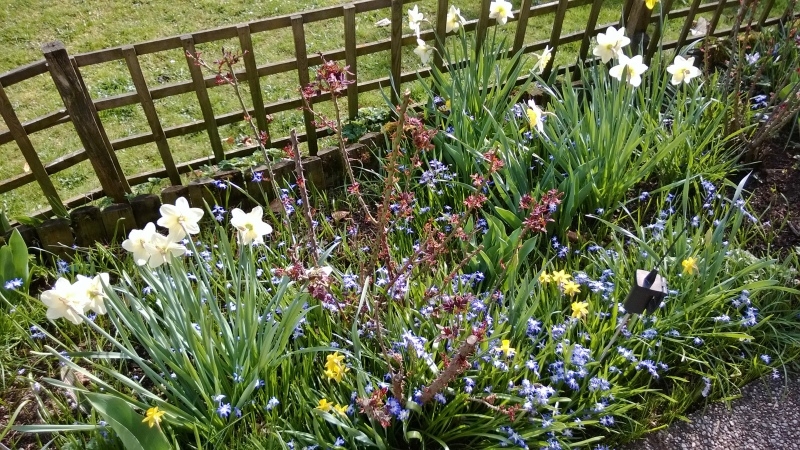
[745,132,800,255]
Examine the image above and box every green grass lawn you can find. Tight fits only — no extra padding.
[0,0,774,220]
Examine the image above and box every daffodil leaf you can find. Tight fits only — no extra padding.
[83,392,170,450]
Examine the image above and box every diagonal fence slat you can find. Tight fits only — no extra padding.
[122,45,182,186]
[42,41,130,203]
[0,81,63,211]
[181,34,226,163]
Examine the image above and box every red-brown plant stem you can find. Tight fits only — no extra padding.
[301,94,377,224]
[419,334,480,405]
[188,51,287,220]
[330,94,376,224]
[365,91,412,280]
[289,129,319,258]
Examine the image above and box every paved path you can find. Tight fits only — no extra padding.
[622,374,800,450]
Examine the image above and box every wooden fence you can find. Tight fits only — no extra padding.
[0,0,793,253]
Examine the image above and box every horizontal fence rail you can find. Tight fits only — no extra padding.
[0,0,795,226]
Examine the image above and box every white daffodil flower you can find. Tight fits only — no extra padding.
[489,0,514,25]
[157,196,204,240]
[446,5,465,33]
[414,39,434,65]
[533,45,553,74]
[230,206,273,246]
[122,222,158,266]
[143,233,187,268]
[609,54,648,87]
[593,26,631,63]
[75,273,110,315]
[666,55,701,85]
[40,277,89,325]
[408,5,424,33]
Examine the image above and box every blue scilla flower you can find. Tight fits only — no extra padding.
[30,325,46,340]
[589,377,610,392]
[464,377,475,394]
[701,377,712,397]
[641,328,658,340]
[713,314,731,324]
[56,259,69,274]
[4,278,22,290]
[527,318,542,337]
[636,359,660,378]
[550,323,567,340]
[599,415,615,426]
[617,347,637,363]
[499,425,529,449]
[741,307,759,327]
[217,402,232,418]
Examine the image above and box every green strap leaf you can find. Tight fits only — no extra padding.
[83,392,171,450]
[9,229,29,284]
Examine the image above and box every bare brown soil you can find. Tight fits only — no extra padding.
[745,132,800,255]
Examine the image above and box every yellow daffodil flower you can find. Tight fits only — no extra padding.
[325,352,345,368]
[551,270,571,284]
[571,301,589,319]
[645,0,659,10]
[324,352,350,382]
[563,280,581,297]
[539,271,552,284]
[495,339,515,357]
[142,406,166,428]
[682,257,699,275]
[317,398,333,412]
[334,404,349,415]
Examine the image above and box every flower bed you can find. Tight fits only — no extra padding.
[1,4,799,450]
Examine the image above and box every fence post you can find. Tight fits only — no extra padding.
[42,41,131,203]
[433,0,449,70]
[390,0,403,106]
[624,0,655,55]
[237,25,271,144]
[675,0,702,52]
[645,0,676,62]
[343,4,360,121]
[291,15,319,156]
[475,0,492,58]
